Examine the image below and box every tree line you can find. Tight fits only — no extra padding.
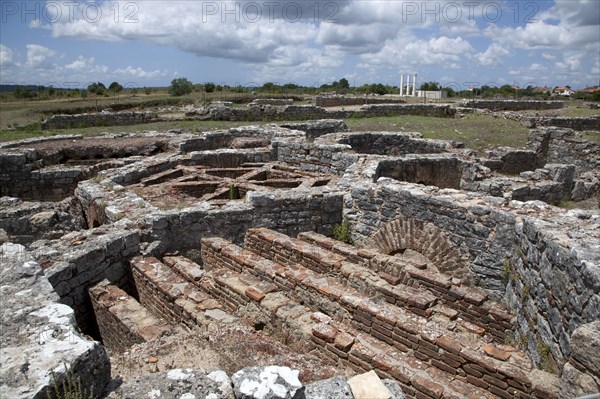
[7,78,599,101]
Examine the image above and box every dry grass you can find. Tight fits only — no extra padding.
[345,113,531,153]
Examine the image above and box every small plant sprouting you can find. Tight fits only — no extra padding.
[48,362,94,399]
[228,184,238,200]
[537,339,553,372]
[332,217,353,244]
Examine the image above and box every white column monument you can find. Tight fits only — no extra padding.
[406,74,411,96]
[413,73,418,97]
[400,74,404,96]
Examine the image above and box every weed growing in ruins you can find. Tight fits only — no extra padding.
[332,218,353,244]
[98,200,108,213]
[557,195,579,210]
[521,284,529,305]
[537,339,553,373]
[227,184,238,200]
[48,362,94,399]
[505,331,528,351]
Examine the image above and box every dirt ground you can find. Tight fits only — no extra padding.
[109,322,351,386]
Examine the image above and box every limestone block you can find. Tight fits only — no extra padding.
[347,370,392,399]
[232,366,304,399]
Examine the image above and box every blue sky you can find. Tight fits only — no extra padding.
[1,0,599,89]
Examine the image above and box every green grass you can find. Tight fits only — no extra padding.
[0,90,309,131]
[0,119,258,142]
[345,114,530,153]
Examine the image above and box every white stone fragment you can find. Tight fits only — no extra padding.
[167,369,193,380]
[347,370,392,399]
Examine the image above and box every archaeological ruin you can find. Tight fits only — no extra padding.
[1,100,599,399]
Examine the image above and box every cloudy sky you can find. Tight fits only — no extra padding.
[1,0,599,90]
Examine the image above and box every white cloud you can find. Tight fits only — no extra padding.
[64,56,109,74]
[556,56,582,72]
[360,35,475,69]
[4,0,598,87]
[476,43,510,67]
[539,0,600,27]
[0,44,14,66]
[114,66,164,79]
[486,22,598,50]
[26,44,57,67]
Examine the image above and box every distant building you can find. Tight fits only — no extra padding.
[414,90,447,100]
[532,86,552,94]
[577,86,600,94]
[553,86,575,97]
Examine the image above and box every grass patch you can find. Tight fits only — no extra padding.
[345,114,530,153]
[583,132,600,143]
[0,120,258,142]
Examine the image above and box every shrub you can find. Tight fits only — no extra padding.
[169,78,194,97]
[332,218,353,244]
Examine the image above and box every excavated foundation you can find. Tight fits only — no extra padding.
[1,119,599,398]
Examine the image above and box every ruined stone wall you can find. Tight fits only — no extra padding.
[279,119,348,141]
[275,142,358,175]
[348,180,516,294]
[42,111,159,130]
[250,98,293,106]
[529,127,600,174]
[460,100,564,111]
[209,104,456,122]
[189,149,271,168]
[0,149,84,200]
[331,132,452,155]
[505,217,600,371]
[39,229,140,334]
[179,130,272,153]
[315,96,406,107]
[0,243,110,399]
[346,176,599,384]
[375,157,463,189]
[537,116,600,131]
[145,189,343,255]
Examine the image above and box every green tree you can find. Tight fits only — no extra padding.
[420,81,441,91]
[169,77,194,96]
[338,78,350,89]
[204,82,216,93]
[14,86,36,99]
[108,81,123,93]
[87,82,106,96]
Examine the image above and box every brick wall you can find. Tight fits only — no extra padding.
[200,236,559,399]
[129,256,221,329]
[245,228,513,341]
[295,230,514,342]
[89,279,171,352]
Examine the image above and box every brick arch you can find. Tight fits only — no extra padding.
[358,216,472,282]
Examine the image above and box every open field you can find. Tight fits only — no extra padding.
[1,94,598,154]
